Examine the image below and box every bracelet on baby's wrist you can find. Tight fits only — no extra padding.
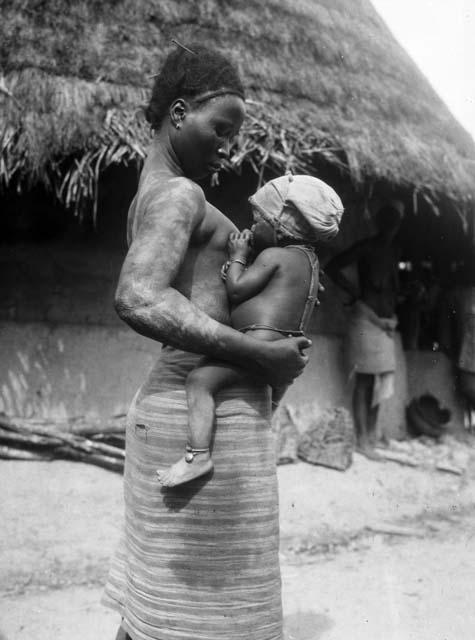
[220,258,247,282]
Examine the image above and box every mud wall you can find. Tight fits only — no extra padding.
[0,243,464,435]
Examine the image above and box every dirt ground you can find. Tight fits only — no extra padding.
[1,443,475,640]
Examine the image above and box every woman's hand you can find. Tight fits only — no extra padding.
[256,336,312,387]
[228,230,252,262]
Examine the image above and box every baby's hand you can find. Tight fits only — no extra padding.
[228,230,252,260]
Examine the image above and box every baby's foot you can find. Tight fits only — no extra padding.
[157,451,213,487]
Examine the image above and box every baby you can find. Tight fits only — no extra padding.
[157,174,344,487]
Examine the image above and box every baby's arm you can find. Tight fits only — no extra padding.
[226,231,278,305]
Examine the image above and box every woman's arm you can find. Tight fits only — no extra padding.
[115,178,310,387]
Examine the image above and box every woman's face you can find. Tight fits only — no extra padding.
[172,95,246,180]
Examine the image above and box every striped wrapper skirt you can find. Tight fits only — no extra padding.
[102,346,283,640]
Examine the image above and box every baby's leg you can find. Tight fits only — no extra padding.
[271,385,289,413]
[186,363,245,447]
[157,363,244,487]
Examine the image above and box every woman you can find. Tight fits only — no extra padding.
[102,43,310,640]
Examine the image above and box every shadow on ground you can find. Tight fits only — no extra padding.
[284,611,334,639]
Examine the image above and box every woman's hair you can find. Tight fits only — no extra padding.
[145,43,245,129]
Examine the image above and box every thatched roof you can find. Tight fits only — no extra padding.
[1,0,474,222]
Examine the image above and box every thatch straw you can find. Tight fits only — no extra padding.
[1,0,474,221]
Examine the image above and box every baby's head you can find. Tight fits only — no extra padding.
[249,174,343,250]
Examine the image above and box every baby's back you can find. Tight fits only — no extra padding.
[230,246,319,335]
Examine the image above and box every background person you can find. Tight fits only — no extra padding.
[325,201,404,456]
[440,252,475,430]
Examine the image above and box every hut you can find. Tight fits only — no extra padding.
[1,0,474,434]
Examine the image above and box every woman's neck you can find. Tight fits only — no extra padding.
[144,129,184,178]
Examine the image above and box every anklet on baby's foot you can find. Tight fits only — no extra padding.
[185,444,210,463]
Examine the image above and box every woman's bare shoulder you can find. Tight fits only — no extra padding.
[133,175,207,233]
[128,175,207,246]
[141,174,205,208]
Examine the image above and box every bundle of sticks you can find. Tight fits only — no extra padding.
[0,413,125,472]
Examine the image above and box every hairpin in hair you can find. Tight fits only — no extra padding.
[147,39,198,78]
[171,39,197,55]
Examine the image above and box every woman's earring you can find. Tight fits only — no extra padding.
[175,122,181,130]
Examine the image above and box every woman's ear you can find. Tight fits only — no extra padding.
[170,99,187,129]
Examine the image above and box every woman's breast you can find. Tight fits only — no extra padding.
[173,244,231,325]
